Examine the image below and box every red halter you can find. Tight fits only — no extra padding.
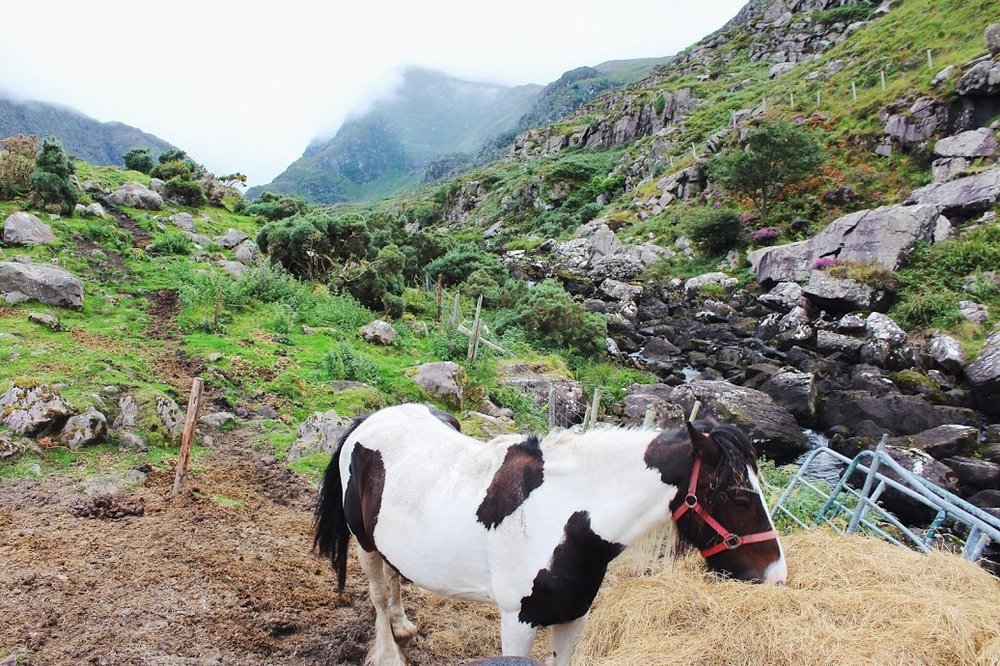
[671,457,780,558]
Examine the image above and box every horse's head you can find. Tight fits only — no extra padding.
[672,420,787,585]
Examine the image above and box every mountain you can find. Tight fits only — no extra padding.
[247,68,542,204]
[0,95,175,166]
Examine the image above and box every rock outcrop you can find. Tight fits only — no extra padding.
[0,260,83,308]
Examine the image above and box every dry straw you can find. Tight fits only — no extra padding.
[405,530,1000,665]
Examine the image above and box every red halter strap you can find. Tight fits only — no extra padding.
[671,457,780,559]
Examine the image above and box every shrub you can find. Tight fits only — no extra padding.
[653,94,667,116]
[122,148,154,174]
[425,244,508,286]
[30,137,77,214]
[403,230,454,281]
[0,134,39,199]
[234,191,307,221]
[164,176,206,207]
[147,232,194,256]
[685,207,744,256]
[341,244,406,313]
[515,279,606,356]
[815,3,875,25]
[752,226,780,246]
[461,268,501,303]
[318,343,379,384]
[257,210,371,279]
[827,261,898,291]
[151,160,193,181]
[578,202,603,224]
[229,262,304,305]
[158,148,188,164]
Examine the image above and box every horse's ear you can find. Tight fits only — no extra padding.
[687,421,721,466]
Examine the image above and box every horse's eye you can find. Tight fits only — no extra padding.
[731,493,752,508]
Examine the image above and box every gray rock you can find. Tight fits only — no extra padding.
[198,411,236,428]
[887,424,979,459]
[149,178,166,194]
[816,330,864,356]
[498,362,585,427]
[966,328,1000,417]
[930,65,956,88]
[684,272,738,298]
[956,60,1000,96]
[170,213,195,232]
[837,313,867,332]
[234,241,258,265]
[759,371,816,425]
[156,395,184,443]
[987,23,1000,54]
[118,432,147,449]
[28,311,62,331]
[1,432,37,459]
[931,157,971,183]
[959,300,990,324]
[3,212,56,245]
[750,204,948,284]
[758,281,805,312]
[360,319,397,346]
[409,361,466,408]
[598,278,642,303]
[942,456,1000,490]
[665,380,808,460]
[819,390,978,435]
[216,260,247,277]
[107,182,163,210]
[882,97,947,147]
[0,382,77,435]
[865,313,906,346]
[804,271,892,313]
[0,261,83,309]
[622,383,685,428]
[182,231,212,248]
[880,446,960,522]
[908,167,1000,218]
[218,229,250,249]
[934,128,997,158]
[287,409,350,460]
[928,331,966,374]
[769,62,796,78]
[54,407,108,450]
[113,395,140,430]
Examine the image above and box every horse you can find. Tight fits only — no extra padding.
[314,403,786,666]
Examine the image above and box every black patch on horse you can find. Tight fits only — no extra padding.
[426,405,461,432]
[476,436,544,529]
[643,428,693,487]
[518,510,624,627]
[343,444,386,553]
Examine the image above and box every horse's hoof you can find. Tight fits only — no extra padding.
[392,619,419,640]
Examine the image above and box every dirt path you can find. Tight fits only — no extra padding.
[98,198,152,249]
[0,423,507,665]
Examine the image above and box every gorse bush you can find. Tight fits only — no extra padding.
[338,243,406,314]
[164,177,206,207]
[147,232,194,256]
[31,137,77,214]
[318,343,379,384]
[234,191,307,221]
[685,207,744,256]
[425,243,508,286]
[0,134,39,199]
[122,148,154,174]
[257,210,371,280]
[514,279,606,356]
[150,160,193,182]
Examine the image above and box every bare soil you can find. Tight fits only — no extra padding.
[0,424,504,665]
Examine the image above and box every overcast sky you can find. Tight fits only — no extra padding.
[0,1,745,186]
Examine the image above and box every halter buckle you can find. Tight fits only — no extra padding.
[684,494,698,507]
[724,533,742,550]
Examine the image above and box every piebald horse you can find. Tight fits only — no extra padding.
[315,403,786,665]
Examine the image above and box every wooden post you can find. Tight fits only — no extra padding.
[816,89,821,106]
[548,385,556,430]
[424,272,431,291]
[880,69,886,90]
[452,292,460,327]
[466,295,483,361]
[643,405,657,428]
[688,400,702,424]
[171,378,204,498]
[926,49,933,71]
[789,92,795,108]
[690,145,697,160]
[851,81,857,101]
[435,273,443,322]
[584,388,602,431]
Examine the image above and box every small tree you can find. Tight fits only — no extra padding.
[122,147,154,174]
[0,134,39,199]
[257,210,371,280]
[709,121,823,222]
[515,279,606,356]
[686,207,744,256]
[31,137,78,214]
[164,176,206,206]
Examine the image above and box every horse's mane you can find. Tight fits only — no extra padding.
[701,420,758,496]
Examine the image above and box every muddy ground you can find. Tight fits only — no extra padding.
[0,424,511,665]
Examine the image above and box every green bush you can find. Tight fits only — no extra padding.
[685,207,744,256]
[147,232,194,256]
[318,343,379,384]
[164,176,206,207]
[403,230,454,281]
[122,148,154,174]
[234,191,307,221]
[514,279,606,356]
[257,210,371,279]
[815,3,875,25]
[341,244,406,313]
[229,262,304,305]
[150,160,193,181]
[0,134,38,199]
[425,243,508,286]
[30,137,77,214]
[461,268,501,303]
[653,94,667,116]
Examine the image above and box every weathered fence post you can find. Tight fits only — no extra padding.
[880,69,886,90]
[171,377,205,498]
[789,92,795,108]
[548,385,556,430]
[851,81,858,101]
[926,49,933,71]
[583,388,602,431]
[452,292,460,327]
[435,273,443,322]
[466,295,483,361]
[816,89,821,106]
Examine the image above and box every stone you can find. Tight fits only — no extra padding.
[113,395,140,430]
[769,62,796,78]
[987,23,1000,54]
[84,202,107,219]
[966,328,1000,418]
[360,319,397,346]
[865,313,906,346]
[217,260,247,277]
[959,300,990,324]
[957,60,1000,96]
[218,229,250,249]
[815,330,863,357]
[804,271,891,313]
[750,204,948,284]
[882,97,947,147]
[287,409,350,460]
[234,241,258,265]
[107,182,163,210]
[878,446,960,523]
[155,395,185,443]
[931,157,971,183]
[928,331,966,374]
[758,281,805,312]
[3,212,55,245]
[0,261,84,309]
[684,272,738,298]
[759,371,816,425]
[665,380,808,461]
[498,362,585,427]
[409,361,466,409]
[598,278,642,303]
[54,407,108,450]
[28,311,62,331]
[1,432,37,459]
[622,383,685,427]
[149,178,166,194]
[819,390,978,436]
[933,128,997,158]
[907,168,1000,219]
[0,382,77,435]
[637,337,682,373]
[886,424,980,459]
[170,212,195,232]
[942,456,1000,491]
[930,65,956,88]
[198,411,236,428]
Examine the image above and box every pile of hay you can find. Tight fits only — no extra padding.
[578,530,1000,666]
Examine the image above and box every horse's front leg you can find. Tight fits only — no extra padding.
[383,559,418,640]
[500,611,537,657]
[548,615,588,666]
[357,549,408,666]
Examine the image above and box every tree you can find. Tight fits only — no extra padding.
[709,121,823,222]
[30,137,78,214]
[122,147,154,174]
[256,210,371,280]
[515,279,606,356]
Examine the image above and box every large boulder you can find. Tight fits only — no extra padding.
[360,320,397,346]
[966,328,1000,418]
[750,204,948,284]
[622,383,685,427]
[956,60,1000,96]
[759,371,817,425]
[286,409,350,460]
[928,331,966,374]
[664,380,808,461]
[234,241,258,265]
[819,390,978,436]
[907,168,1000,218]
[0,382,77,436]
[408,361,466,409]
[54,407,108,450]
[0,261,83,308]
[933,128,998,158]
[803,271,892,312]
[107,182,163,210]
[497,362,585,427]
[3,212,55,245]
[878,446,961,524]
[170,213,195,232]
[217,229,250,249]
[942,456,1000,492]
[886,424,980,459]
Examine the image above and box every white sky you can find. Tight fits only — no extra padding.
[0,1,745,186]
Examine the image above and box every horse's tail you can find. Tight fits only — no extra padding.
[314,415,368,592]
